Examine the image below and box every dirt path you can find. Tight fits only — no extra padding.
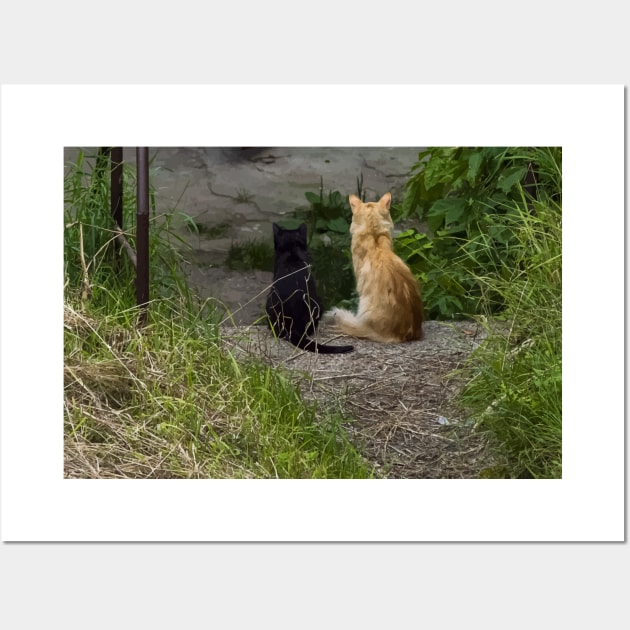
[221,318,499,478]
[181,232,498,478]
[188,264,273,326]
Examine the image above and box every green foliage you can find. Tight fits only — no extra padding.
[226,238,275,272]
[182,216,230,239]
[65,301,373,478]
[394,146,562,476]
[457,196,562,478]
[300,176,353,235]
[396,147,562,319]
[64,149,194,313]
[309,234,357,310]
[273,176,362,309]
[64,149,373,479]
[224,175,361,308]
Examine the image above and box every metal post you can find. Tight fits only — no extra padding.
[136,148,150,322]
[111,147,123,229]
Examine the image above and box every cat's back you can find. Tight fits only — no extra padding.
[349,193,424,341]
[271,223,310,278]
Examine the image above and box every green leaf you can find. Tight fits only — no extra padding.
[305,191,320,204]
[445,200,467,225]
[467,151,483,183]
[487,225,514,245]
[428,197,467,226]
[396,228,417,240]
[497,166,527,194]
[330,191,342,207]
[421,148,460,190]
[325,217,350,234]
[320,204,344,220]
[401,178,424,219]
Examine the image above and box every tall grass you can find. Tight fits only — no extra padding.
[64,302,371,478]
[63,149,373,479]
[456,192,562,478]
[64,149,195,314]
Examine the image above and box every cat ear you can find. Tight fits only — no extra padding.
[349,195,361,213]
[273,223,281,236]
[379,192,392,210]
[298,223,308,238]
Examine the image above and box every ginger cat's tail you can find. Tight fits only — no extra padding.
[324,308,399,343]
[325,307,422,343]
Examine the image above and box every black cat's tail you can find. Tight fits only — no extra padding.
[290,334,354,354]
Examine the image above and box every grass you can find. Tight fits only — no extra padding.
[63,149,373,479]
[182,217,231,239]
[64,301,372,478]
[226,238,276,272]
[455,193,562,478]
[64,148,561,479]
[235,187,255,203]
[64,149,193,311]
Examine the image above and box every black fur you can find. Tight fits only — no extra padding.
[265,223,353,354]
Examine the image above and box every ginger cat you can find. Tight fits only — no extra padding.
[327,192,424,342]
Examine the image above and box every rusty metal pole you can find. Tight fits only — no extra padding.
[136,148,150,323]
[111,147,123,229]
[110,147,124,270]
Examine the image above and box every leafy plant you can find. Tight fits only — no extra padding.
[309,234,356,310]
[235,188,255,203]
[395,147,562,319]
[272,176,368,308]
[226,238,275,272]
[302,176,353,235]
[456,195,562,478]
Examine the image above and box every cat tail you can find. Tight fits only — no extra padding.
[290,333,354,354]
[326,307,395,343]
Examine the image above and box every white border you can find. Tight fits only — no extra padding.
[0,85,624,541]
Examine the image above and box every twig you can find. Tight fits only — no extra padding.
[79,223,91,301]
[114,227,138,269]
[313,372,374,382]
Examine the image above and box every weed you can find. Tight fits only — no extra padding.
[235,188,255,203]
[64,301,373,478]
[456,195,562,478]
[202,222,231,238]
[392,147,562,477]
[64,148,193,312]
[226,239,275,272]
[396,147,562,319]
[270,175,366,308]
[182,216,231,239]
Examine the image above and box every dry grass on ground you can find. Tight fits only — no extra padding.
[222,320,502,478]
[64,300,502,479]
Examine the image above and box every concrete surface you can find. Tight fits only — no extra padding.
[65,146,425,323]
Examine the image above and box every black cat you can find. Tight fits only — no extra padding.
[265,223,354,354]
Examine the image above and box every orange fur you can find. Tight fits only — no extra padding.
[327,192,424,342]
